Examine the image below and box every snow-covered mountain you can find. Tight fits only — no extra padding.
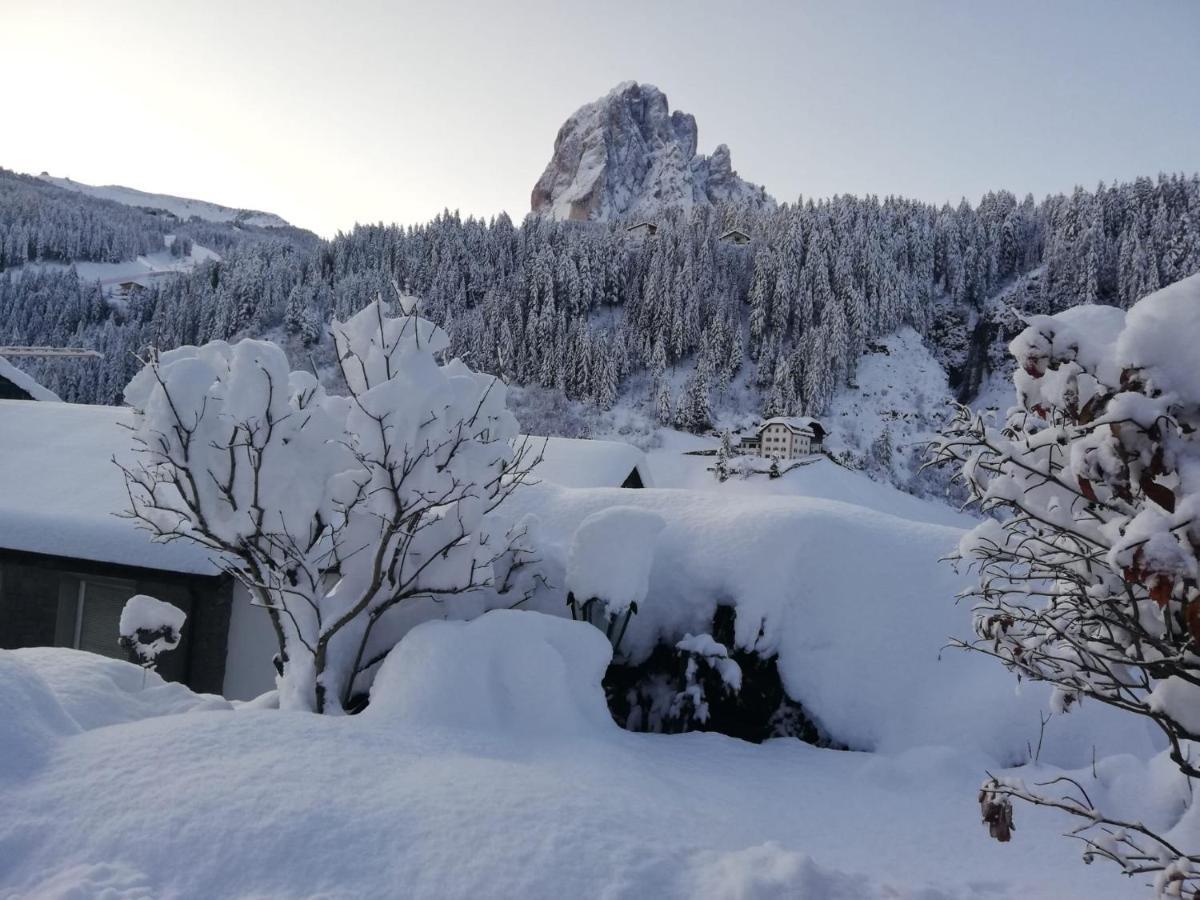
[531,82,773,221]
[38,173,290,228]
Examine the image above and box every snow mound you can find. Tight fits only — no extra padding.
[0,655,79,780]
[366,610,616,737]
[567,506,665,611]
[11,648,230,731]
[504,483,1152,762]
[685,843,927,900]
[1118,271,1200,405]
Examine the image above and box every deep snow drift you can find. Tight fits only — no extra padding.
[0,624,1155,899]
[501,481,1151,763]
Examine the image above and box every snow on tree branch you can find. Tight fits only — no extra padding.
[930,273,1200,895]
[118,294,533,713]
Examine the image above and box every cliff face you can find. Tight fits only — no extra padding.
[531,82,773,221]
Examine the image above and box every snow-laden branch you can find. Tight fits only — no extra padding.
[119,294,536,712]
[930,274,1200,895]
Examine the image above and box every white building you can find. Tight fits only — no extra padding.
[742,417,825,460]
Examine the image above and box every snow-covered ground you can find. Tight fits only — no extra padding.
[0,627,1154,899]
[38,174,289,228]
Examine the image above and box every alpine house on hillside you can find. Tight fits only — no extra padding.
[740,417,826,460]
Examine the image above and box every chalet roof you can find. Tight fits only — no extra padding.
[525,436,653,489]
[719,228,751,242]
[0,401,219,575]
[0,357,59,402]
[625,221,658,233]
[757,416,823,437]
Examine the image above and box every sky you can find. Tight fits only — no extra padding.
[2,0,1198,237]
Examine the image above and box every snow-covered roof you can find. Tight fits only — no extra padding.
[757,416,823,437]
[527,436,652,489]
[0,401,219,575]
[0,357,60,402]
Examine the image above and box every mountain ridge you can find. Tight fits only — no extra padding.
[38,173,290,229]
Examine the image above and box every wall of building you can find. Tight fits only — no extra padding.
[222,582,281,700]
[0,550,232,694]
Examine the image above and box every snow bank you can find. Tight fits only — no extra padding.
[366,610,616,737]
[0,687,1138,899]
[503,483,1151,762]
[9,648,230,731]
[0,655,78,780]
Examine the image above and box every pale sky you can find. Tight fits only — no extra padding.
[3,0,1197,237]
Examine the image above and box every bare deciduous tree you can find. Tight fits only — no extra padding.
[119,295,539,713]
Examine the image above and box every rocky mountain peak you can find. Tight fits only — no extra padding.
[530,82,773,222]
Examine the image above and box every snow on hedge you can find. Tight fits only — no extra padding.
[503,482,1149,762]
[566,506,665,613]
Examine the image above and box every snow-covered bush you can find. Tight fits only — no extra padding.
[603,604,831,744]
[119,296,532,713]
[932,273,1200,890]
[118,595,185,670]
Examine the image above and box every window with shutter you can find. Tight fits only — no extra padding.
[73,578,137,660]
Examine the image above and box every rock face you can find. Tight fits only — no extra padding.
[531,82,773,222]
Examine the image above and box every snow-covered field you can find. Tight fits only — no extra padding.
[0,623,1152,900]
[0,450,1168,899]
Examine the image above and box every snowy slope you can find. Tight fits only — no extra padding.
[39,174,289,228]
[821,326,958,491]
